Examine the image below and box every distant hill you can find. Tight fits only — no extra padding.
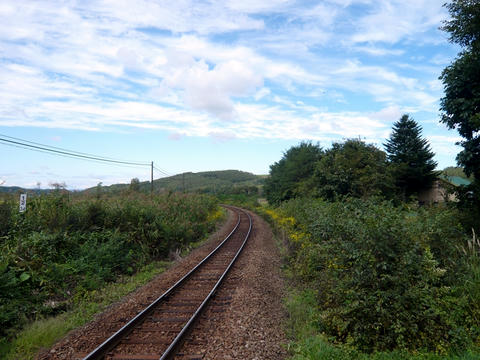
[85,170,266,195]
[0,186,52,195]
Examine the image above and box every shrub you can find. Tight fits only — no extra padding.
[0,192,221,339]
[0,198,14,237]
[278,198,473,353]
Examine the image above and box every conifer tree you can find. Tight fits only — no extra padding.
[384,114,438,198]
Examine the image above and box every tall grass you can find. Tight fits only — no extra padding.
[0,261,169,360]
[260,197,480,358]
[0,191,223,345]
[285,289,480,360]
[461,229,480,332]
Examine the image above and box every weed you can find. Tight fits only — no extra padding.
[0,192,220,343]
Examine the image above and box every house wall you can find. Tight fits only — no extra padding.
[418,180,456,204]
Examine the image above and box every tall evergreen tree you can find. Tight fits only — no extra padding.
[384,114,438,198]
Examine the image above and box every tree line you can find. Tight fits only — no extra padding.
[265,114,437,204]
[266,0,479,218]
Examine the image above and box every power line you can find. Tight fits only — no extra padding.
[1,134,175,186]
[0,135,150,167]
[0,133,144,164]
[153,165,172,177]
[0,140,150,170]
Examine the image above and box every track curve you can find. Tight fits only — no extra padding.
[82,206,252,360]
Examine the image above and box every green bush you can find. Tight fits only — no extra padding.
[0,192,221,339]
[0,198,14,237]
[285,290,480,360]
[277,198,475,353]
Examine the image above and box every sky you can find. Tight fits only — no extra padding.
[0,0,463,190]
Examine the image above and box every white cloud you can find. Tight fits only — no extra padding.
[430,53,454,66]
[168,132,184,141]
[160,58,263,119]
[254,87,271,101]
[0,0,454,145]
[224,0,291,14]
[427,134,462,163]
[350,0,447,44]
[371,106,403,123]
[353,46,405,56]
[96,0,265,35]
[117,47,143,72]
[209,131,237,142]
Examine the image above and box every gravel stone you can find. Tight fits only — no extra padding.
[36,208,287,360]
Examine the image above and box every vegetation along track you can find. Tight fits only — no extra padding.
[81,206,252,360]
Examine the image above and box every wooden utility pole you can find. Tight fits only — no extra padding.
[151,161,153,195]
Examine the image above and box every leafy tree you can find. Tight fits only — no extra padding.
[129,177,140,192]
[440,53,480,180]
[96,182,103,198]
[264,142,323,204]
[440,0,480,226]
[314,139,394,200]
[440,0,480,179]
[384,114,437,198]
[49,182,67,191]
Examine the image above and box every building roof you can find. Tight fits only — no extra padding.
[441,175,472,186]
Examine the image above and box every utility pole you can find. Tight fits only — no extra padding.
[151,161,153,195]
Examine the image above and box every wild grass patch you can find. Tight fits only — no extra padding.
[285,288,480,360]
[0,261,169,360]
[0,192,221,352]
[261,198,480,358]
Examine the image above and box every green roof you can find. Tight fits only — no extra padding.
[441,175,472,186]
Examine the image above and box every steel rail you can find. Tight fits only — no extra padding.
[159,207,252,360]
[82,207,250,360]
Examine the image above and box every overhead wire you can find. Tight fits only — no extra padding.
[0,134,173,176]
[0,136,149,166]
[0,141,151,170]
[153,165,172,177]
[0,133,146,164]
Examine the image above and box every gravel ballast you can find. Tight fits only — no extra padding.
[36,208,287,360]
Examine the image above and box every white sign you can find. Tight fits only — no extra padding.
[19,193,27,213]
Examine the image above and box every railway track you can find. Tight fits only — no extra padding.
[82,206,252,360]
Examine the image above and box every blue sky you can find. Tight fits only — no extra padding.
[0,0,462,189]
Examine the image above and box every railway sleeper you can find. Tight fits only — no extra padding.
[121,338,172,345]
[173,353,204,359]
[109,354,162,360]
[148,316,189,323]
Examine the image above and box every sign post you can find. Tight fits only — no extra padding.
[19,193,27,213]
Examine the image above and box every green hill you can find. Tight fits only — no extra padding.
[86,170,266,195]
[0,186,52,195]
